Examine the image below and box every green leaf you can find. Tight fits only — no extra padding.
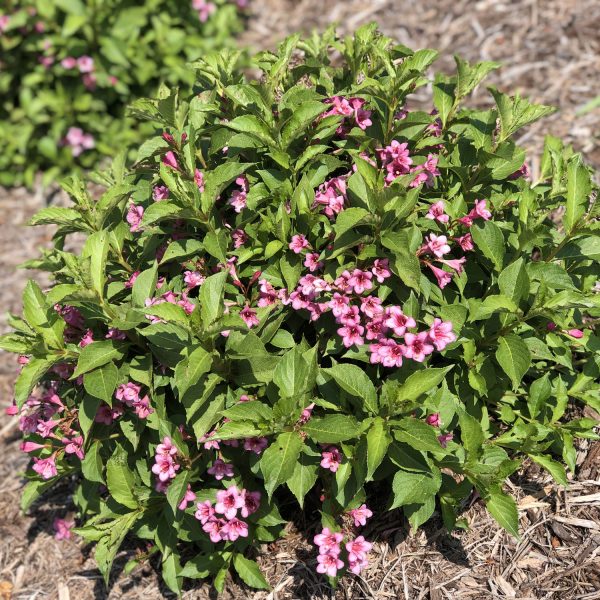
[82,440,104,483]
[390,466,441,509]
[498,258,529,303]
[73,341,125,379]
[273,346,315,398]
[485,488,520,538]
[174,345,213,401]
[333,207,370,239]
[471,220,505,270]
[232,554,270,590]
[106,448,138,509]
[225,115,274,145]
[83,362,118,403]
[202,162,252,211]
[199,270,228,326]
[287,451,319,507]
[322,363,378,415]
[528,454,568,486]
[395,367,453,403]
[495,334,531,390]
[281,100,326,147]
[260,431,303,498]
[394,418,445,453]
[366,417,392,481]
[15,355,62,409]
[564,154,591,233]
[79,394,102,438]
[132,263,158,308]
[23,280,63,348]
[82,230,109,298]
[302,414,361,443]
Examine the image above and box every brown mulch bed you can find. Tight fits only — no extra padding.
[1,0,600,598]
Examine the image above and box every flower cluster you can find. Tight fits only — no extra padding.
[194,486,260,542]
[152,437,181,491]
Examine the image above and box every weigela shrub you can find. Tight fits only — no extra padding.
[0,0,244,187]
[2,25,600,594]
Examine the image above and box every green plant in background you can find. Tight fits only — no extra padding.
[1,25,599,594]
[0,0,245,187]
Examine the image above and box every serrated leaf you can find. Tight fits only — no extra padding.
[287,451,319,507]
[366,417,391,481]
[73,341,125,378]
[302,414,361,443]
[232,554,270,590]
[322,363,378,415]
[83,362,118,403]
[471,220,505,270]
[485,488,520,538]
[496,334,531,390]
[260,431,303,498]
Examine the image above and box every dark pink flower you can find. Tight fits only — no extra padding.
[428,318,456,351]
[371,258,391,283]
[426,413,441,428]
[403,331,434,362]
[215,486,244,519]
[33,456,57,479]
[289,234,310,254]
[316,553,344,577]
[53,518,74,541]
[178,485,197,510]
[162,151,179,170]
[320,447,342,472]
[208,458,234,481]
[240,305,259,328]
[438,432,454,448]
[348,504,373,527]
[426,201,449,223]
[153,185,169,201]
[194,500,215,524]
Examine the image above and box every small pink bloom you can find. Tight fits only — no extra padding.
[208,458,234,481]
[194,500,215,524]
[350,97,372,130]
[178,485,197,510]
[426,413,441,428]
[426,200,449,223]
[133,395,153,419]
[63,436,84,460]
[20,441,46,453]
[348,269,373,295]
[566,329,584,339]
[438,432,454,448]
[345,536,372,562]
[379,340,405,368]
[33,456,57,479]
[194,169,205,192]
[455,233,474,251]
[428,264,453,289]
[316,553,344,577]
[403,331,435,362]
[243,437,268,454]
[304,253,323,272]
[289,234,310,254]
[61,56,77,69]
[53,518,74,541]
[184,270,205,288]
[428,318,456,351]
[314,528,344,552]
[424,233,451,258]
[371,258,391,283]
[77,55,94,73]
[240,489,261,518]
[202,517,227,543]
[348,554,369,575]
[337,323,364,348]
[547,322,557,331]
[153,185,169,201]
[126,204,144,232]
[125,271,140,288]
[231,228,247,248]
[240,305,259,328]
[384,306,416,337]
[320,447,342,473]
[78,329,94,348]
[472,199,492,220]
[106,328,127,341]
[348,504,373,527]
[222,517,248,541]
[116,382,142,405]
[162,151,179,170]
[215,486,244,520]
[298,403,315,424]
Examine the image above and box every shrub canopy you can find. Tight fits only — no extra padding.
[0,0,242,187]
[2,25,599,594]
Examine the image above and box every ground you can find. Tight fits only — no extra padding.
[1,0,599,598]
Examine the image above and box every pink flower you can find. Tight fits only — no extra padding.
[316,553,344,577]
[378,141,412,183]
[53,518,74,541]
[365,317,387,341]
[162,151,179,170]
[203,517,228,542]
[348,554,369,575]
[124,271,140,288]
[231,229,247,248]
[106,328,126,341]
[384,306,416,336]
[424,233,451,258]
[178,485,197,510]
[566,329,584,339]
[240,490,261,518]
[304,253,323,272]
[350,98,372,130]
[221,517,248,541]
[133,395,153,419]
[337,322,364,348]
[63,436,84,460]
[428,318,456,351]
[323,96,353,117]
[0,15,10,33]
[228,177,248,213]
[509,163,530,180]
[371,258,391,283]
[153,185,169,201]
[348,504,373,527]
[243,437,268,454]
[95,404,115,425]
[438,432,454,448]
[61,56,77,69]
[360,296,383,319]
[208,458,234,481]
[428,264,453,289]
[403,331,434,362]
[33,456,57,479]
[194,169,205,192]
[320,447,342,472]
[77,55,94,73]
[82,73,97,90]
[184,270,205,288]
[215,486,244,520]
[193,0,216,21]
[426,413,441,428]
[240,305,259,328]
[194,500,215,524]
[116,382,142,405]
[126,204,144,232]
[152,455,179,482]
[426,201,449,223]
[289,234,310,254]
[455,233,474,251]
[379,340,405,368]
[20,441,45,453]
[298,403,315,424]
[472,199,492,220]
[78,329,94,347]
[345,536,372,562]
[314,528,344,553]
[348,269,373,294]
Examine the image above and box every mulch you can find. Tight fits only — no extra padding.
[1,0,599,598]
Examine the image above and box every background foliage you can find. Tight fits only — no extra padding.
[0,0,243,187]
[1,25,599,595]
